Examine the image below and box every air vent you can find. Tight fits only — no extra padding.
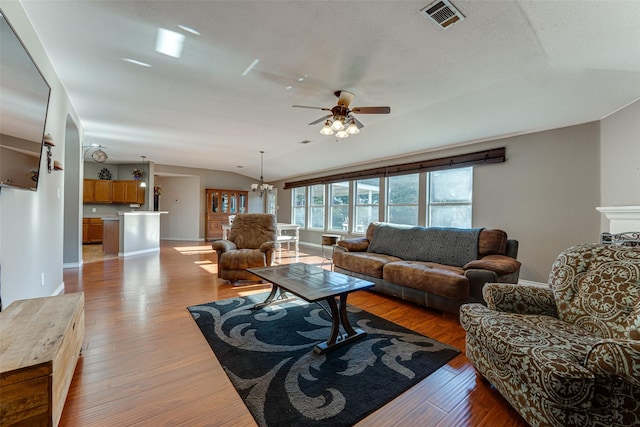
[420,0,465,29]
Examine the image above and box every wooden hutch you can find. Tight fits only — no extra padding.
[205,188,248,240]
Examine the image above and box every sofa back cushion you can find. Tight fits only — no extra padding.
[550,243,640,339]
[366,222,483,267]
[478,229,508,256]
[228,213,277,249]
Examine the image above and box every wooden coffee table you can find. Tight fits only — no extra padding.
[247,263,374,354]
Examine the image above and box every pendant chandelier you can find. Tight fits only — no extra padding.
[251,150,273,198]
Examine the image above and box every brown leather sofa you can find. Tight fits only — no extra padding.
[333,222,520,314]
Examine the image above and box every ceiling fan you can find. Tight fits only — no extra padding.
[293,90,390,138]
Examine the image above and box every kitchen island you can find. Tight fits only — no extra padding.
[117,211,168,257]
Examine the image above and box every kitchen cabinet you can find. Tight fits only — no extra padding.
[112,180,145,204]
[82,218,103,243]
[83,179,145,204]
[205,188,248,240]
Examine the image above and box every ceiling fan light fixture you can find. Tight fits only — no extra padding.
[346,121,360,135]
[331,119,344,131]
[336,129,349,139]
[320,121,334,135]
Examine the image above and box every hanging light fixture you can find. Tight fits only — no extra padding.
[139,156,147,188]
[320,120,334,136]
[250,150,273,198]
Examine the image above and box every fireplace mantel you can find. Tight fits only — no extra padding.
[596,206,640,233]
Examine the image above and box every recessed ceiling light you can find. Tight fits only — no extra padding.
[241,59,260,76]
[298,75,307,82]
[285,86,293,90]
[178,24,200,35]
[155,28,185,58]
[122,58,152,67]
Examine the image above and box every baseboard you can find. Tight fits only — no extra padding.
[52,282,65,296]
[118,247,160,257]
[160,237,204,241]
[63,262,82,269]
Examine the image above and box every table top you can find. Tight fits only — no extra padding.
[248,263,374,302]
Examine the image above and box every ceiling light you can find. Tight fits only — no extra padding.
[331,119,344,131]
[250,151,273,198]
[320,121,334,135]
[122,58,152,67]
[346,121,360,135]
[155,28,185,58]
[178,24,200,35]
[336,130,349,139]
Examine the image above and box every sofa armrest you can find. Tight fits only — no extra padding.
[336,237,370,252]
[259,241,276,252]
[585,339,640,388]
[483,283,557,316]
[464,255,521,275]
[211,240,237,253]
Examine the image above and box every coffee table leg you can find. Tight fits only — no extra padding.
[314,293,367,354]
[253,284,297,309]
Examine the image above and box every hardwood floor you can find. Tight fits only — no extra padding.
[61,241,527,426]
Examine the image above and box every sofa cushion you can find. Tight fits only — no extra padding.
[332,251,401,279]
[550,244,640,340]
[367,223,482,267]
[464,255,522,275]
[336,237,370,252]
[478,229,508,256]
[383,261,469,299]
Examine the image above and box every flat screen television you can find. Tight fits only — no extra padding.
[0,9,51,191]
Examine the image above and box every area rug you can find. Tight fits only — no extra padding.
[187,293,460,427]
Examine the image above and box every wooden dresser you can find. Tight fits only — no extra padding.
[0,293,85,426]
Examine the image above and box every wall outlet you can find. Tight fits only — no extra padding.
[41,272,45,287]
[92,207,96,212]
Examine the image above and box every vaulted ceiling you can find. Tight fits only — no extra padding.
[18,0,640,181]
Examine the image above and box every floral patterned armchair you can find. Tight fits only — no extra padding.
[460,243,640,427]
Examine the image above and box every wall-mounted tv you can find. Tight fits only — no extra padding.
[0,9,51,191]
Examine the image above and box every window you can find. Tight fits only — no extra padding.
[387,174,419,225]
[329,182,349,231]
[309,184,325,229]
[355,178,379,232]
[292,187,306,227]
[428,167,472,228]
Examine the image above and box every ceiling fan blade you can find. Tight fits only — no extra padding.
[308,114,332,125]
[351,106,391,114]
[351,115,365,129]
[292,105,331,111]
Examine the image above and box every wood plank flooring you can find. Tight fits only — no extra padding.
[62,241,528,426]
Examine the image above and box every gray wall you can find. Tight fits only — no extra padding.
[600,99,640,208]
[273,121,602,283]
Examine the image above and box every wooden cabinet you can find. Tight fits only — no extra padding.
[83,179,145,205]
[83,179,112,203]
[82,218,103,243]
[0,293,84,427]
[205,188,248,240]
[112,180,145,204]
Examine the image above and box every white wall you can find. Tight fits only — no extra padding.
[600,99,640,210]
[0,2,81,308]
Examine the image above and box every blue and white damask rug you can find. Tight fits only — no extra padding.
[188,293,460,427]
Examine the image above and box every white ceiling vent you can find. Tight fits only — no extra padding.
[420,0,465,29]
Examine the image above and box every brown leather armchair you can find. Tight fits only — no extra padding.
[211,213,277,283]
